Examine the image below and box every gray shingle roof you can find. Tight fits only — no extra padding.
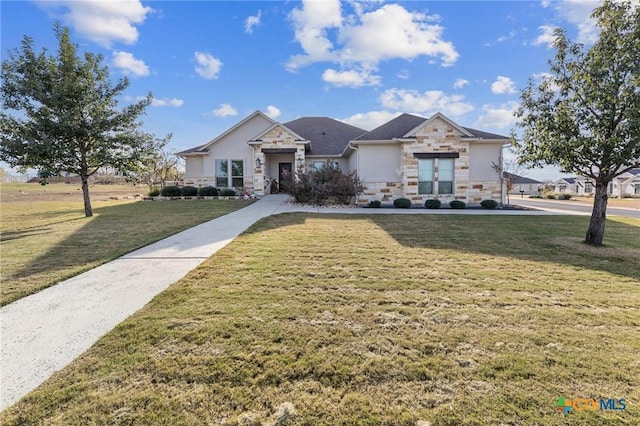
[354,113,510,141]
[503,172,542,184]
[354,113,424,141]
[283,117,367,155]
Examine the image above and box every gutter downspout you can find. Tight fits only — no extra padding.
[348,141,359,205]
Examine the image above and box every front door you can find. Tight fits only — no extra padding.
[278,162,293,193]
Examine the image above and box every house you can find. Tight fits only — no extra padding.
[610,168,640,197]
[503,172,542,196]
[554,168,640,197]
[178,110,510,206]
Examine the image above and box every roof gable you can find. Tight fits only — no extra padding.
[405,112,475,138]
[355,112,509,141]
[250,123,308,143]
[178,110,275,155]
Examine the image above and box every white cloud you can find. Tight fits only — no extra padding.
[245,10,262,34]
[554,0,602,44]
[338,4,459,66]
[535,1,603,47]
[211,103,237,117]
[39,0,152,47]
[380,88,474,117]
[341,110,401,131]
[491,76,517,95]
[474,102,519,129]
[287,1,458,86]
[194,51,222,79]
[112,51,149,77]
[322,68,381,87]
[397,69,410,80]
[533,25,558,48]
[453,78,469,89]
[151,97,184,107]
[265,105,281,119]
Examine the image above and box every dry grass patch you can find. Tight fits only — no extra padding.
[2,214,639,425]
[0,183,253,305]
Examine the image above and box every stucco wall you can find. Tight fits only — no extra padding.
[184,157,203,178]
[358,144,401,181]
[469,144,501,181]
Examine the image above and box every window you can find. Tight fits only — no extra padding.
[313,160,340,170]
[559,184,566,192]
[634,185,640,195]
[418,159,433,194]
[216,159,244,188]
[231,160,243,188]
[584,182,593,193]
[438,158,454,194]
[215,159,228,187]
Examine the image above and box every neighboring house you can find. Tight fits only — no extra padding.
[554,168,640,197]
[610,168,640,197]
[178,110,510,205]
[503,172,542,196]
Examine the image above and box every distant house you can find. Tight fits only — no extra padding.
[178,110,511,206]
[554,168,640,197]
[503,172,542,196]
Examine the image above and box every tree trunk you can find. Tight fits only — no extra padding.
[81,175,93,217]
[585,181,608,245]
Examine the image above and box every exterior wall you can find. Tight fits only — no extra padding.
[469,144,500,181]
[356,144,402,204]
[184,157,204,178]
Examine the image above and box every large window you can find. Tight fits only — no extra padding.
[215,159,228,187]
[231,160,244,188]
[438,158,454,194]
[418,158,454,195]
[216,159,244,188]
[418,159,434,194]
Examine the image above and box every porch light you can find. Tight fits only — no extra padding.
[255,158,262,168]
[296,158,304,168]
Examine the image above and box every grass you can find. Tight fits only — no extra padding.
[1,213,638,425]
[0,183,253,305]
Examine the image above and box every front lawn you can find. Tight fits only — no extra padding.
[0,183,253,305]
[1,214,638,425]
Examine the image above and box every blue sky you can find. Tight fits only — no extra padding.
[1,0,603,180]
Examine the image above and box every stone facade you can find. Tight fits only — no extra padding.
[250,125,307,196]
[357,118,503,206]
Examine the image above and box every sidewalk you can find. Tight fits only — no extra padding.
[0,194,561,410]
[0,195,285,410]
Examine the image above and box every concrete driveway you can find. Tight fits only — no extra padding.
[0,194,567,410]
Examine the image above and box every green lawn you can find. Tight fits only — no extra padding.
[2,213,638,425]
[0,183,253,305]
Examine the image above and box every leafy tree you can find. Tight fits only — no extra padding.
[1,23,154,217]
[515,0,640,245]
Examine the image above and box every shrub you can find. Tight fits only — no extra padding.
[394,198,412,209]
[160,185,181,197]
[367,200,381,208]
[283,163,361,205]
[181,186,198,196]
[148,188,160,196]
[528,194,543,199]
[449,200,466,209]
[198,186,219,196]
[480,199,498,209]
[557,193,572,200]
[545,193,557,199]
[220,188,237,196]
[424,199,441,209]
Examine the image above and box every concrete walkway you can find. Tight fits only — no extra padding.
[0,194,563,410]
